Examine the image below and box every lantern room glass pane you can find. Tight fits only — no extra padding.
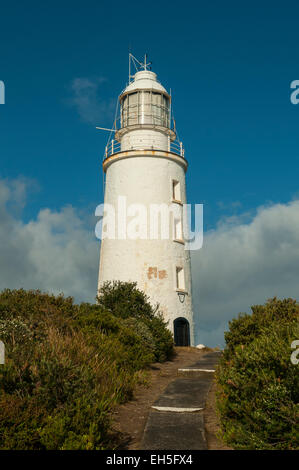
[121,91,170,128]
[121,95,128,127]
[140,91,151,124]
[152,92,162,125]
[163,95,170,128]
[128,92,138,125]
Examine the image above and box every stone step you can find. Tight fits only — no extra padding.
[153,377,212,410]
[142,410,207,450]
[177,368,215,377]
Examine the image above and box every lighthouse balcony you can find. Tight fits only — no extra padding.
[104,136,185,160]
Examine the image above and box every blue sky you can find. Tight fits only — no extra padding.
[1,0,298,225]
[1,1,299,345]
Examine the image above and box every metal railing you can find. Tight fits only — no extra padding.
[104,136,185,160]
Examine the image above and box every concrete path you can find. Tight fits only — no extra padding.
[141,351,221,450]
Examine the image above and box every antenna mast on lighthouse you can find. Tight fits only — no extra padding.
[128,53,152,84]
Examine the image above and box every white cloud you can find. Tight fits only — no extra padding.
[67,77,115,124]
[192,200,299,347]
[0,178,99,302]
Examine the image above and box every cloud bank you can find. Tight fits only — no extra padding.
[1,177,299,347]
[0,178,99,302]
[192,200,299,346]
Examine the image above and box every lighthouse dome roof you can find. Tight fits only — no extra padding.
[121,70,169,96]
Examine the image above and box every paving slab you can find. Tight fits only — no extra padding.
[153,377,211,409]
[177,369,215,377]
[141,411,207,450]
[186,352,221,370]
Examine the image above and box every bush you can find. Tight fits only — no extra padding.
[216,298,299,450]
[142,313,174,362]
[0,285,174,449]
[224,297,299,353]
[97,281,174,362]
[98,281,154,320]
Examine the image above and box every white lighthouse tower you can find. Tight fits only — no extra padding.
[98,55,195,346]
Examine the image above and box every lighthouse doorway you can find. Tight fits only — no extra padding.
[174,317,190,346]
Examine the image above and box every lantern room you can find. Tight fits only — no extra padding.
[120,71,170,129]
[114,69,177,153]
[100,56,184,157]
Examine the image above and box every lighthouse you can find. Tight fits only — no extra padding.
[97,55,196,346]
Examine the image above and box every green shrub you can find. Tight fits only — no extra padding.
[216,298,299,450]
[224,297,299,354]
[142,313,174,362]
[97,281,174,362]
[97,280,155,320]
[0,285,174,449]
[75,303,120,335]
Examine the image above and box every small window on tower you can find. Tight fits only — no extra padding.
[172,180,181,202]
[174,217,183,242]
[176,267,185,291]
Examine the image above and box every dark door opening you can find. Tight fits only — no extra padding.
[174,317,190,346]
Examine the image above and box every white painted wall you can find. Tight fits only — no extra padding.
[98,153,195,345]
[121,129,168,152]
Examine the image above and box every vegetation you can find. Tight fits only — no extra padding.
[216,297,299,450]
[0,282,173,450]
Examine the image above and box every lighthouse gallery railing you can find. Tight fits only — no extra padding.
[104,137,185,160]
